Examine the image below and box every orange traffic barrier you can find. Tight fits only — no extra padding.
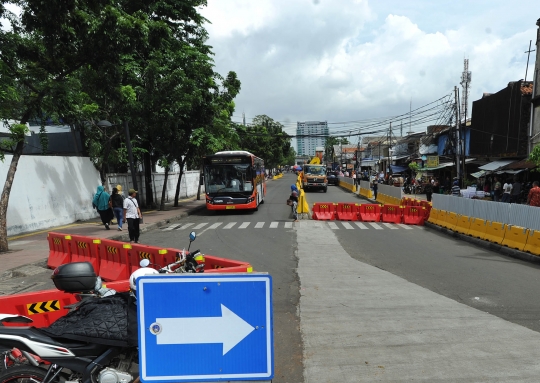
[47,232,71,269]
[312,202,336,220]
[467,218,487,239]
[97,238,131,282]
[204,255,253,273]
[483,221,506,244]
[65,234,100,274]
[403,206,425,225]
[524,230,540,256]
[124,243,171,274]
[359,204,381,222]
[381,205,403,224]
[419,201,432,219]
[501,225,529,251]
[336,203,359,221]
[454,215,471,235]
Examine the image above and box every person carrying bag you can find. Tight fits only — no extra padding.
[92,186,113,230]
[123,189,142,243]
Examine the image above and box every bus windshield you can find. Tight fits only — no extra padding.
[204,164,254,195]
[304,166,326,176]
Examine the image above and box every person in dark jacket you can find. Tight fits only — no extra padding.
[110,187,125,231]
[93,185,113,230]
[290,190,299,222]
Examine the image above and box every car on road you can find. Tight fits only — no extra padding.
[327,171,339,185]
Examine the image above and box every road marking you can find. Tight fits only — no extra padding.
[239,222,250,229]
[313,222,323,228]
[193,223,208,230]
[178,223,194,230]
[269,222,279,228]
[368,222,383,230]
[328,222,339,230]
[255,222,265,228]
[163,223,181,231]
[223,222,236,229]
[342,222,355,229]
[208,223,222,230]
[382,223,398,229]
[398,224,413,230]
[284,222,293,228]
[354,222,369,229]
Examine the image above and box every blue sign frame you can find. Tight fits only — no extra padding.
[137,273,273,382]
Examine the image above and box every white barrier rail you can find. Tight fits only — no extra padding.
[377,183,403,200]
[432,194,540,231]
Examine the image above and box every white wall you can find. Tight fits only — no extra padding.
[106,171,203,206]
[1,155,101,236]
[1,156,204,236]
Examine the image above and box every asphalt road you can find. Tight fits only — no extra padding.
[7,173,540,380]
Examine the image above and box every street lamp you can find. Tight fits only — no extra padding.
[96,120,139,196]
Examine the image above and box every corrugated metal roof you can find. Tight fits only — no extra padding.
[478,160,517,171]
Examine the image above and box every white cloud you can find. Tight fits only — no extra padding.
[201,0,536,137]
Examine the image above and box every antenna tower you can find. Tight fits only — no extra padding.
[460,59,471,123]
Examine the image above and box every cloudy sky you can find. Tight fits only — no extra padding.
[200,0,537,143]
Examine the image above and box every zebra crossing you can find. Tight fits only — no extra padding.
[162,221,422,231]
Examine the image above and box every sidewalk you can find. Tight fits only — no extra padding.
[1,197,206,273]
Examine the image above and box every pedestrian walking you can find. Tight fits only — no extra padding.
[352,171,357,186]
[527,181,540,207]
[451,180,461,196]
[92,185,113,230]
[424,180,433,202]
[493,177,502,202]
[501,179,512,203]
[372,177,378,200]
[110,187,125,230]
[511,179,522,203]
[123,189,142,243]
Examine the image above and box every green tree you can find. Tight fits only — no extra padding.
[0,0,152,252]
[236,115,292,169]
[529,145,540,171]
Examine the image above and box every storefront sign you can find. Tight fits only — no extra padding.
[426,156,439,168]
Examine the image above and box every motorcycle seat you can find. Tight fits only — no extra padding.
[0,326,111,357]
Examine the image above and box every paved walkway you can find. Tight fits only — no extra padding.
[1,197,206,272]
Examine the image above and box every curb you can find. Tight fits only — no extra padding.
[108,204,207,242]
[424,222,540,265]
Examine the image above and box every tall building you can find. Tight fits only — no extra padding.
[296,121,328,156]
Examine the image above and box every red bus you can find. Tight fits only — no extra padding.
[203,151,266,211]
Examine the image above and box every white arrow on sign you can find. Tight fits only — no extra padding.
[153,304,255,355]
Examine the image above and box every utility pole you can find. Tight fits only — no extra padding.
[400,120,403,137]
[460,59,471,185]
[454,86,461,182]
[409,99,412,134]
[525,40,536,82]
[389,122,392,176]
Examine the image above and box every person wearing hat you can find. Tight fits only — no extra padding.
[451,180,461,196]
[123,189,142,243]
[289,189,299,222]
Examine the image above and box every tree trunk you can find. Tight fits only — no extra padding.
[174,159,185,207]
[160,166,169,211]
[196,163,203,200]
[143,149,154,209]
[0,140,25,252]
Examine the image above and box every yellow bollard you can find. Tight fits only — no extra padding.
[297,189,310,217]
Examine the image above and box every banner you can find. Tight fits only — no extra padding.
[426,156,439,168]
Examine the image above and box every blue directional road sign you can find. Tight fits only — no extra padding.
[137,273,273,382]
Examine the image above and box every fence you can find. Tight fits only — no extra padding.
[377,184,403,201]
[432,194,540,231]
[106,171,203,207]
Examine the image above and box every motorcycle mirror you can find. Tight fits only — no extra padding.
[140,259,150,268]
[189,231,196,242]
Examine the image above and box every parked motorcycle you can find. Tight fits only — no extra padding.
[0,232,200,383]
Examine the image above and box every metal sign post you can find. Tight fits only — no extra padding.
[137,273,273,382]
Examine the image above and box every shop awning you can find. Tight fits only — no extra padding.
[471,170,487,178]
[496,169,526,175]
[390,165,408,173]
[478,160,517,171]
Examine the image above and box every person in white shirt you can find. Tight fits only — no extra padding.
[501,180,513,203]
[123,189,142,243]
